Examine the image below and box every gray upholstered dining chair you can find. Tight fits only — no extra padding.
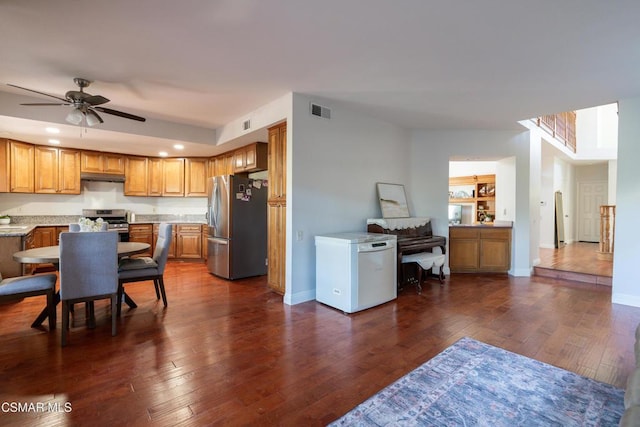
[59,230,119,346]
[0,272,57,330]
[117,223,172,316]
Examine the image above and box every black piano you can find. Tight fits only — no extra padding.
[367,218,446,287]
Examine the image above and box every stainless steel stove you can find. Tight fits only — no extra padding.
[82,209,129,240]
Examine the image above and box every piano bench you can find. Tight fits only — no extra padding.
[401,253,445,294]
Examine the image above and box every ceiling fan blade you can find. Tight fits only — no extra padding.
[94,106,146,122]
[20,102,70,106]
[84,95,110,106]
[7,83,68,103]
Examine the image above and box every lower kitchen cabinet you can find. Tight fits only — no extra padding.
[267,203,286,294]
[449,226,512,273]
[176,224,202,259]
[129,224,154,257]
[23,226,68,274]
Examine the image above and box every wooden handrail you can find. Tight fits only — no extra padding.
[599,205,615,254]
[536,111,576,152]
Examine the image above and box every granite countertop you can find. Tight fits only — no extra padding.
[449,223,513,228]
[0,225,37,236]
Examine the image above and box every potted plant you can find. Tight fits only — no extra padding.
[0,215,10,225]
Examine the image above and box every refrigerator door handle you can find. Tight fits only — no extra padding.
[208,237,228,245]
[211,178,218,231]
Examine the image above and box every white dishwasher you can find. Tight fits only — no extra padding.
[315,232,397,313]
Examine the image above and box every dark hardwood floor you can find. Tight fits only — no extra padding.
[1,261,638,426]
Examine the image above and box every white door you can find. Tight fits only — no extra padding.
[577,181,607,242]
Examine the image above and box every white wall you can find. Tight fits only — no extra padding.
[0,181,206,217]
[608,160,617,205]
[409,129,534,276]
[286,93,411,304]
[575,103,618,160]
[496,157,516,222]
[612,97,640,307]
[449,161,496,177]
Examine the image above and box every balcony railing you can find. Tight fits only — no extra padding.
[536,111,576,152]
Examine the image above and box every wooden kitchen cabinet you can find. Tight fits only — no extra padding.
[81,151,125,174]
[176,224,202,258]
[0,139,9,192]
[148,157,163,196]
[9,140,34,193]
[129,223,154,257]
[185,158,207,197]
[233,142,267,173]
[24,226,59,274]
[213,152,234,176]
[449,226,511,273]
[267,122,287,294]
[35,146,81,194]
[162,158,185,197]
[124,156,148,196]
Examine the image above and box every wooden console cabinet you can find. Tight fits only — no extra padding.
[449,226,511,273]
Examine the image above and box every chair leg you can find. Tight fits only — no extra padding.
[157,277,168,307]
[47,290,56,330]
[110,295,117,337]
[153,280,161,300]
[416,265,423,295]
[62,301,69,347]
[117,281,124,317]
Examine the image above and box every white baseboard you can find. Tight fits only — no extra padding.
[284,288,316,306]
[612,293,640,308]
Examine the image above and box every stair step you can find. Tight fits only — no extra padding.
[533,266,612,287]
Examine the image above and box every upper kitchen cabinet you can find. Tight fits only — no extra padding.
[8,140,34,193]
[34,146,81,194]
[148,157,163,196]
[124,156,148,196]
[0,139,9,192]
[233,142,267,174]
[185,158,207,197]
[81,151,125,174]
[213,152,234,177]
[162,158,185,197]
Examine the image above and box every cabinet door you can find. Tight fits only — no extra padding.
[185,158,207,197]
[449,238,480,272]
[233,148,247,172]
[268,124,286,201]
[124,156,148,196]
[103,153,125,174]
[34,146,58,193]
[153,223,177,258]
[148,158,163,196]
[162,158,185,197]
[0,139,9,192]
[267,203,286,294]
[176,225,202,258]
[479,228,511,272]
[81,151,104,173]
[58,149,81,194]
[9,140,34,193]
[129,224,153,257]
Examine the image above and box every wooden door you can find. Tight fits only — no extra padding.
[185,158,207,197]
[34,146,58,193]
[9,140,34,193]
[58,149,81,194]
[124,156,148,196]
[148,158,163,196]
[162,158,185,196]
[103,153,125,174]
[267,203,286,294]
[176,225,202,258]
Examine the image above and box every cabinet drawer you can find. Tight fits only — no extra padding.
[129,224,152,233]
[449,227,479,239]
[177,224,202,233]
[480,228,511,240]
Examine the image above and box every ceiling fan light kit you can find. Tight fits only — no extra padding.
[8,77,146,126]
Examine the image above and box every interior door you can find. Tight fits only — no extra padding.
[577,181,607,242]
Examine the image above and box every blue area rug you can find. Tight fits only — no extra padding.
[330,337,624,426]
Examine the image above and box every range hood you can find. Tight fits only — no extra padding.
[80,172,126,183]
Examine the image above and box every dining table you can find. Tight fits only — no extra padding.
[13,241,150,327]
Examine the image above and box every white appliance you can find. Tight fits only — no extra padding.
[315,232,397,313]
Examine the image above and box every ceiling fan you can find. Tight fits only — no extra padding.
[7,77,146,126]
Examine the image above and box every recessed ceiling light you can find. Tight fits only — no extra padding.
[174,144,184,150]
[159,151,168,157]
[48,139,60,145]
[45,127,60,134]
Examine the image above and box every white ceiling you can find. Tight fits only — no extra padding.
[1,0,639,157]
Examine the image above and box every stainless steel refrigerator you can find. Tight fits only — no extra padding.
[206,175,268,279]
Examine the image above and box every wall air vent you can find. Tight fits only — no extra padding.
[243,119,251,131]
[310,103,331,119]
